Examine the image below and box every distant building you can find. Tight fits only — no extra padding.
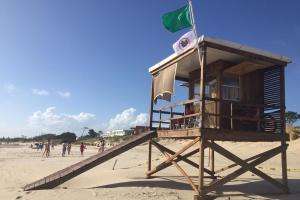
[105,129,134,137]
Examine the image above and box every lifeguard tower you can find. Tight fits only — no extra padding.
[24,35,291,200]
[147,35,291,199]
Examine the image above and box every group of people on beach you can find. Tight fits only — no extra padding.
[33,137,106,158]
[61,142,72,156]
[33,141,54,151]
[61,142,88,156]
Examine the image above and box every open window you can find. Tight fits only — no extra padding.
[221,76,240,101]
[192,79,217,99]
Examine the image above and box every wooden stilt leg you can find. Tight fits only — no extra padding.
[146,139,152,178]
[197,136,205,198]
[280,65,289,193]
[211,140,215,179]
[208,147,211,167]
[281,139,289,193]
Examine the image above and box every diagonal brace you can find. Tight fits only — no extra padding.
[147,137,199,176]
[205,141,288,193]
[149,140,214,177]
[157,144,199,193]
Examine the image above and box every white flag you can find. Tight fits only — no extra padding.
[173,31,197,54]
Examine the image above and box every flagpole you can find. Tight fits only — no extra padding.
[188,1,206,196]
[188,0,204,99]
[188,0,205,119]
[188,0,199,41]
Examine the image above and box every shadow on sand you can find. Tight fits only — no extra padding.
[92,177,300,199]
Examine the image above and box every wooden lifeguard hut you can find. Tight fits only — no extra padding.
[147,36,291,199]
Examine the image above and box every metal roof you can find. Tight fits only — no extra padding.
[149,35,291,74]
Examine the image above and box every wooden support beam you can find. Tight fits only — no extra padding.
[197,43,207,198]
[159,110,162,129]
[280,65,289,193]
[153,110,183,116]
[210,141,215,176]
[155,143,199,193]
[147,138,199,176]
[147,77,154,178]
[198,137,205,197]
[149,77,154,130]
[146,139,152,178]
[151,120,170,124]
[176,76,189,82]
[147,144,198,177]
[150,140,215,177]
[205,144,284,193]
[214,149,268,174]
[205,141,289,193]
[159,137,200,165]
[152,140,199,168]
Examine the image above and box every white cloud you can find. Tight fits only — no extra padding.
[32,89,50,96]
[27,107,96,134]
[57,91,71,98]
[3,83,16,94]
[106,108,148,131]
[1,107,147,137]
[68,112,96,122]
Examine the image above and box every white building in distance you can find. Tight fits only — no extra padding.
[105,129,133,137]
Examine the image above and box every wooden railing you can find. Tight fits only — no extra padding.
[151,97,278,133]
[152,98,201,129]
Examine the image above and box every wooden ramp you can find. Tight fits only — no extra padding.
[24,131,153,191]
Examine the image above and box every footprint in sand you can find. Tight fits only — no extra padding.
[92,191,98,197]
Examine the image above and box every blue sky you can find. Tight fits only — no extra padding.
[0,0,299,137]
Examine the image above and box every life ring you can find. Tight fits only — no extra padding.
[261,115,276,132]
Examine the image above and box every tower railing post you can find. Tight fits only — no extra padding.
[196,42,207,199]
[147,77,154,178]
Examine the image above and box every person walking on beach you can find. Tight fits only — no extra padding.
[38,142,43,151]
[67,143,72,155]
[80,142,86,156]
[51,140,55,150]
[98,138,105,153]
[62,142,67,157]
[43,140,51,157]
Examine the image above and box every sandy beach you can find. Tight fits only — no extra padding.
[0,139,300,200]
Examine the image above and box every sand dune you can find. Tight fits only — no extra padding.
[0,139,300,200]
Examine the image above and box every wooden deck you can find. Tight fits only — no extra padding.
[157,128,289,142]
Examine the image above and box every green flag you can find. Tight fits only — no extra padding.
[162,5,192,33]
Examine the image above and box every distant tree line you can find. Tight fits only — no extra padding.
[0,129,103,143]
[77,129,103,140]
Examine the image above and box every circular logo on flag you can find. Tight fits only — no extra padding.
[179,37,190,50]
